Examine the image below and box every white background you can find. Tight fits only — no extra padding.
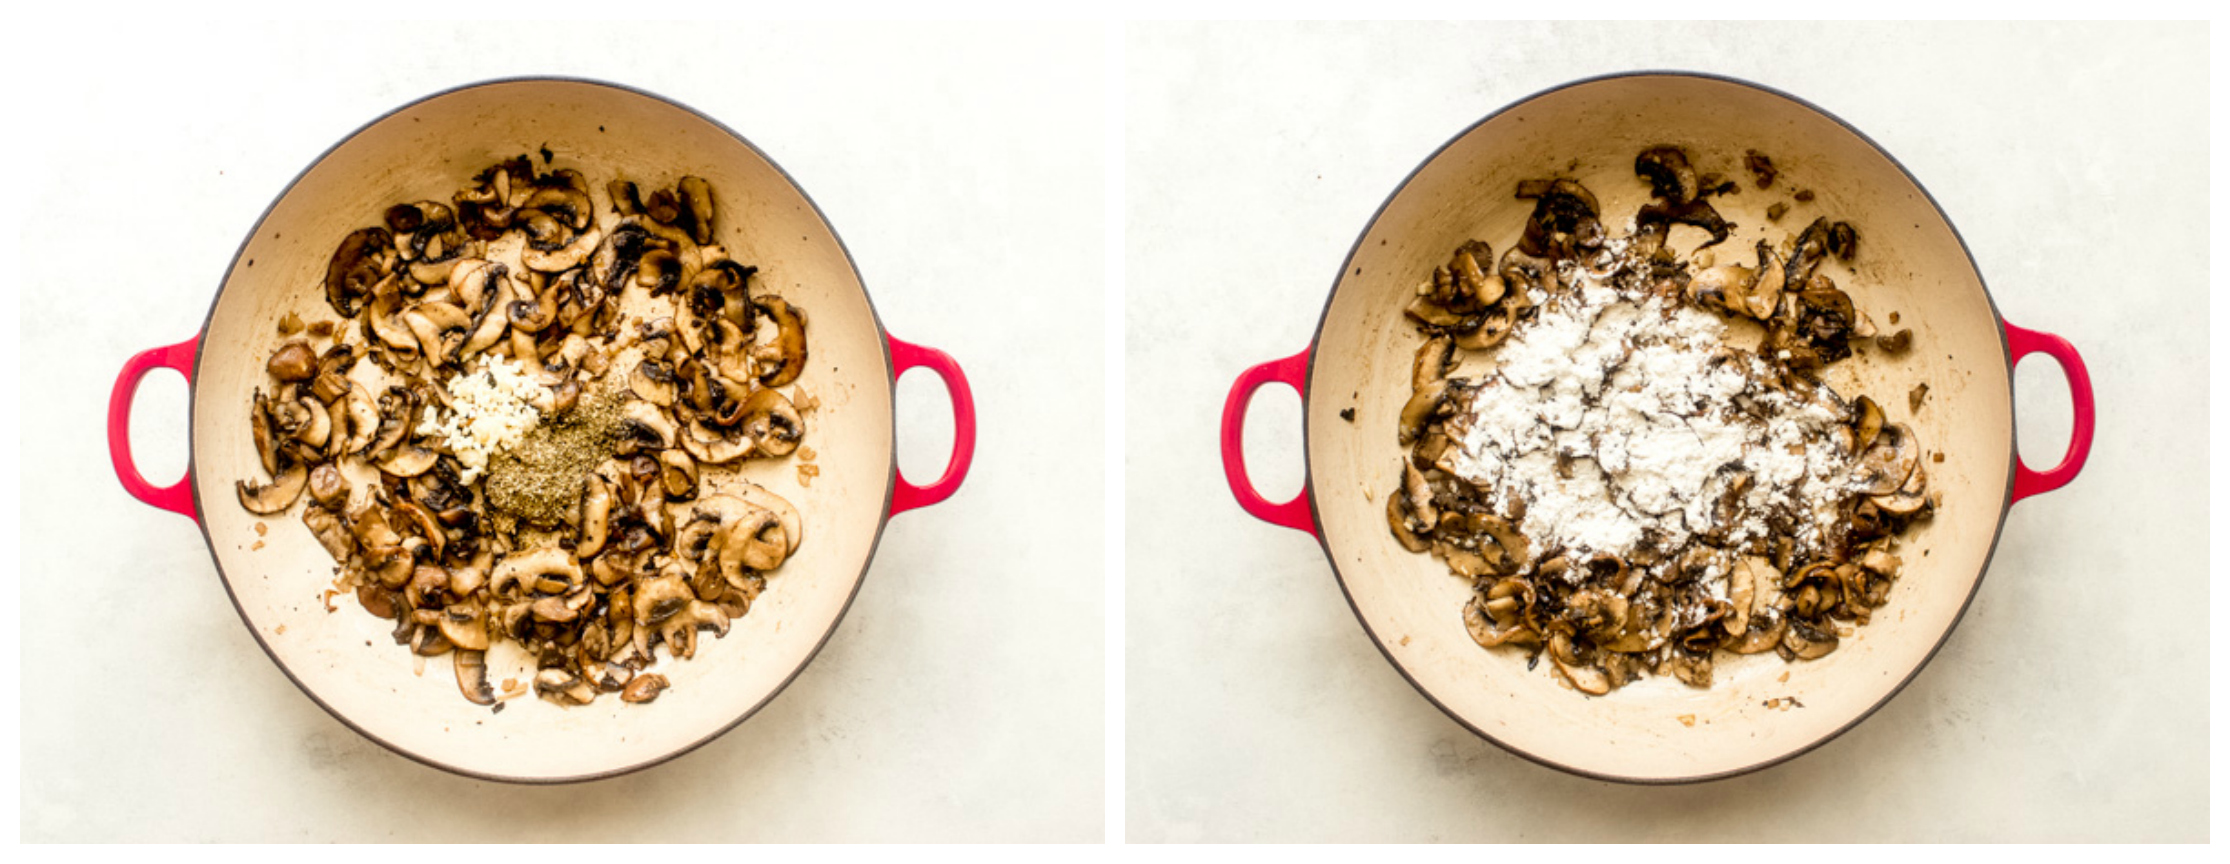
[17,21,1105,842]
[1125,21,2207,842]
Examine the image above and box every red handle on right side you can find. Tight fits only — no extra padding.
[887,334,976,517]
[109,336,201,520]
[2004,320,2094,503]
[1219,348,1317,535]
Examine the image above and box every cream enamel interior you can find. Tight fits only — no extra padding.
[1307,75,2014,781]
[190,80,896,781]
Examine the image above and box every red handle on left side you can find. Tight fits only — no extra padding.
[887,334,976,517]
[2005,320,2095,503]
[1219,348,1317,535]
[109,335,201,521]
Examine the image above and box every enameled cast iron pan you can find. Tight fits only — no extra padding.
[107,78,977,783]
[1220,72,2095,783]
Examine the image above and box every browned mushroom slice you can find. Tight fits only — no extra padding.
[1784,218,1834,288]
[290,397,332,450]
[237,461,308,514]
[1453,302,1516,351]
[575,476,613,559]
[732,480,803,555]
[1876,328,1913,353]
[377,446,439,478]
[1741,240,1786,318]
[365,386,415,459]
[522,222,602,274]
[1851,394,1886,452]
[267,340,317,382]
[631,359,678,406]
[1686,264,1754,316]
[1726,607,1787,654]
[490,548,585,598]
[1850,423,1918,496]
[534,668,598,706]
[453,649,496,706]
[250,390,281,475]
[1387,494,1429,553]
[1547,635,1612,696]
[1781,618,1839,660]
[621,673,671,704]
[1635,145,1701,205]
[402,302,474,367]
[737,387,804,457]
[1664,649,1713,688]
[659,601,731,660]
[303,505,355,560]
[325,226,394,317]
[1462,597,1536,648]
[1411,335,1453,392]
[1451,241,1503,306]
[754,296,808,387]
[1398,380,1450,445]
[674,176,717,245]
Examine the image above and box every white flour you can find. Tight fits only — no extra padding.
[1441,263,1854,577]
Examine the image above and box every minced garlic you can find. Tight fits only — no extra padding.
[415,356,549,484]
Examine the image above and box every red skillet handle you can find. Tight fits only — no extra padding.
[109,335,200,521]
[887,335,976,516]
[1219,348,1316,535]
[2005,320,2094,503]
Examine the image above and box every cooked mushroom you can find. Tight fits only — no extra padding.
[621,673,670,704]
[753,296,807,387]
[658,448,699,500]
[377,446,439,478]
[237,461,308,514]
[453,649,496,706]
[250,390,282,475]
[1635,145,1701,205]
[632,359,679,407]
[268,341,317,382]
[325,227,394,317]
[658,601,730,660]
[575,475,613,559]
[489,548,584,598]
[1398,380,1449,446]
[736,387,804,457]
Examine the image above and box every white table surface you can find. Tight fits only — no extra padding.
[1124,21,2207,842]
[20,21,1104,842]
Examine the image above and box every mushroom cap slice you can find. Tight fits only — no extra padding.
[731,481,802,555]
[377,446,440,478]
[236,461,308,515]
[753,296,807,387]
[453,649,496,706]
[325,227,394,317]
[736,387,803,457]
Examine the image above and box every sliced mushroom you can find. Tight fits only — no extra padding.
[377,446,439,478]
[632,359,679,407]
[402,301,474,367]
[621,673,670,704]
[291,397,332,449]
[522,223,602,273]
[453,649,495,706]
[1781,618,1839,660]
[753,296,807,387]
[658,448,699,500]
[658,600,730,660]
[489,548,584,598]
[1398,380,1449,446]
[341,383,379,455]
[731,481,802,555]
[236,461,308,514]
[575,475,613,559]
[674,176,716,244]
[736,387,804,457]
[325,227,394,317]
[1850,423,1918,496]
[534,668,598,706]
[250,390,281,475]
